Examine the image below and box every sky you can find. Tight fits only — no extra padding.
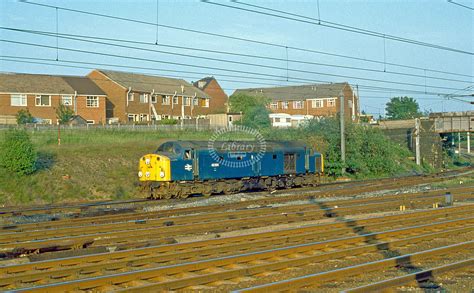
[0,0,473,116]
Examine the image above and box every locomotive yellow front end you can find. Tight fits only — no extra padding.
[138,154,171,182]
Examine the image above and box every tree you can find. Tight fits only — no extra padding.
[385,96,422,120]
[239,106,271,129]
[0,129,37,175]
[56,104,75,124]
[16,109,34,124]
[229,93,269,113]
[229,93,271,129]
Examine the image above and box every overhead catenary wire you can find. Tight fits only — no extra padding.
[1,37,468,93]
[2,26,472,85]
[0,56,466,101]
[1,38,470,97]
[206,0,474,56]
[17,0,474,79]
[447,0,474,11]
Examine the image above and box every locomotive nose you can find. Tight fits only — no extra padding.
[138,154,171,182]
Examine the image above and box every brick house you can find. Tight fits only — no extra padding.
[193,77,228,114]
[87,69,214,123]
[233,82,360,126]
[0,73,107,124]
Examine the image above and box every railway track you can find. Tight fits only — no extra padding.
[0,167,469,221]
[0,186,472,255]
[0,204,472,290]
[0,170,472,292]
[5,209,473,291]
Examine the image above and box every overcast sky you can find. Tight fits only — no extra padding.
[1,0,473,116]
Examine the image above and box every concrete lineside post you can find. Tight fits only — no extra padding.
[445,192,453,206]
[458,132,462,154]
[415,118,420,165]
[340,96,346,174]
[467,131,471,154]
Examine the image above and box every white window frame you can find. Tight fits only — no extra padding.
[203,98,209,108]
[127,92,134,102]
[184,97,191,106]
[281,101,289,109]
[311,99,324,108]
[35,95,51,107]
[43,119,52,125]
[192,97,199,106]
[86,96,99,108]
[293,100,304,109]
[151,95,158,103]
[270,102,278,110]
[173,96,179,105]
[86,120,95,125]
[139,114,149,121]
[162,96,170,105]
[61,95,73,106]
[327,98,336,107]
[139,93,149,104]
[10,94,27,106]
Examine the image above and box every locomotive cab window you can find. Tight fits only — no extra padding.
[184,150,192,159]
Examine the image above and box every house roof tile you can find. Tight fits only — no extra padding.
[0,73,106,95]
[97,70,211,99]
[233,82,351,101]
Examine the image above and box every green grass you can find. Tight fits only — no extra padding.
[0,127,467,206]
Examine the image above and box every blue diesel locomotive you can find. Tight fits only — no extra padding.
[138,140,323,199]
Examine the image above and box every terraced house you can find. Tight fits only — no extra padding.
[234,82,360,127]
[0,73,107,124]
[88,70,214,123]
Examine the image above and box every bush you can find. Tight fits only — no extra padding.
[291,117,415,177]
[0,129,37,175]
[16,109,34,124]
[160,118,178,125]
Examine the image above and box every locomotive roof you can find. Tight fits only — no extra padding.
[158,140,308,152]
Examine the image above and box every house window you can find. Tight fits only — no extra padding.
[173,96,179,105]
[35,95,51,107]
[127,92,134,102]
[193,97,199,106]
[203,98,209,107]
[162,96,171,105]
[161,114,170,119]
[128,114,138,122]
[270,102,278,110]
[151,95,158,103]
[275,117,281,122]
[281,101,289,109]
[139,114,149,121]
[198,81,206,89]
[327,98,336,107]
[293,100,304,109]
[86,120,95,125]
[139,93,148,103]
[10,94,27,106]
[86,96,99,108]
[61,95,73,106]
[286,118,291,122]
[311,99,324,108]
[184,97,191,106]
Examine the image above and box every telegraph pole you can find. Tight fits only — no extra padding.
[340,96,346,174]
